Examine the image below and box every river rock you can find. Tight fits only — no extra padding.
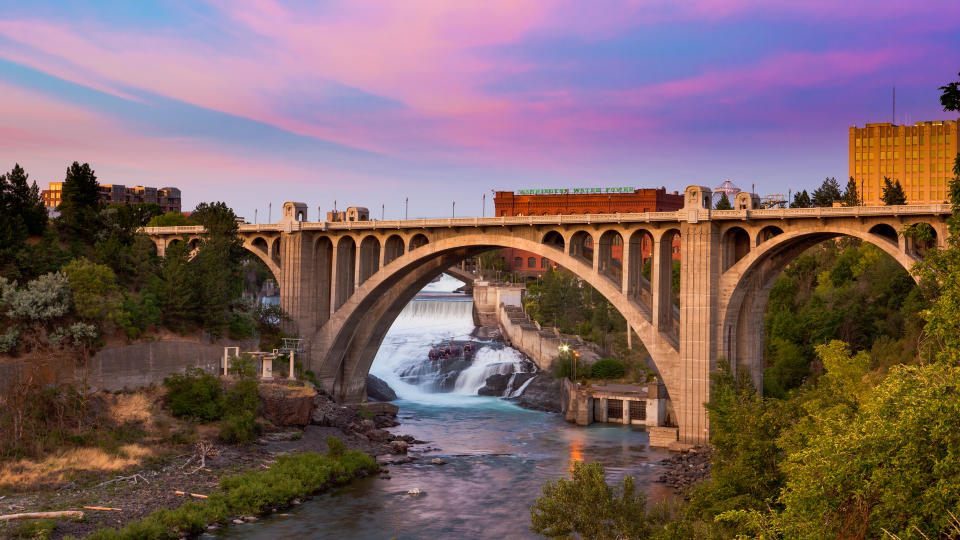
[478,373,512,396]
[367,374,398,401]
[390,440,409,454]
[407,488,424,496]
[429,458,446,465]
[362,402,399,417]
[258,383,317,426]
[509,373,562,413]
[310,393,358,428]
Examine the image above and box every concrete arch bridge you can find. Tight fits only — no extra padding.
[144,186,951,445]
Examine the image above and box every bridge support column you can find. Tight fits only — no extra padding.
[677,221,719,446]
[279,233,318,337]
[651,233,673,332]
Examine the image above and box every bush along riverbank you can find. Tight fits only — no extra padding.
[68,439,377,540]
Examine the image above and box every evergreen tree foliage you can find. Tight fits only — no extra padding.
[841,176,860,206]
[57,161,102,237]
[62,257,121,323]
[811,177,842,207]
[1,164,47,236]
[881,176,907,205]
[790,189,812,208]
[714,192,733,210]
[157,240,194,331]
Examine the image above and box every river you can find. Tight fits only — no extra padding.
[224,275,672,539]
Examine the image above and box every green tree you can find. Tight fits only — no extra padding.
[715,192,733,210]
[530,461,652,540]
[157,240,194,331]
[790,189,812,208]
[57,161,101,237]
[881,176,907,205]
[1,164,47,236]
[774,363,960,539]
[811,177,842,207]
[841,176,860,206]
[146,211,192,227]
[62,257,121,323]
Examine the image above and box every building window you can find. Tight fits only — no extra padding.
[527,257,536,268]
[541,258,549,268]
[514,257,522,268]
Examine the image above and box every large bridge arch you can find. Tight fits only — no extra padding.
[309,232,681,404]
[717,219,933,389]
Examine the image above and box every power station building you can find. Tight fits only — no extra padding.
[492,187,684,278]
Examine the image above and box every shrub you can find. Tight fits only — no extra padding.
[218,411,261,445]
[590,358,626,379]
[163,368,224,422]
[326,436,345,457]
[74,450,378,540]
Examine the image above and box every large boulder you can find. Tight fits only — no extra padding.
[258,383,317,426]
[510,373,562,413]
[478,372,535,396]
[478,373,512,396]
[367,374,398,401]
[310,393,358,429]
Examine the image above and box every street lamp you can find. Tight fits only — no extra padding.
[559,344,574,380]
[452,201,456,218]
[405,197,409,220]
[482,193,486,218]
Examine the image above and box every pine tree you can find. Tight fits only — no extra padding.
[842,177,860,206]
[158,241,194,331]
[2,164,47,236]
[58,161,102,237]
[881,177,907,205]
[811,177,842,207]
[715,192,733,210]
[791,189,812,208]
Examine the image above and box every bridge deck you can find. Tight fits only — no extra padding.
[144,203,952,235]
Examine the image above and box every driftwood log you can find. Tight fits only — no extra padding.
[0,510,84,521]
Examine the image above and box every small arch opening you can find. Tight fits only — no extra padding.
[570,230,594,265]
[359,236,381,285]
[251,237,268,254]
[384,235,405,265]
[409,233,429,251]
[723,226,750,271]
[271,238,281,267]
[542,230,565,251]
[757,226,783,246]
[869,223,899,245]
[598,230,624,287]
[903,222,937,258]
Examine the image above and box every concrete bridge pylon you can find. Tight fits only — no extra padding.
[145,187,951,446]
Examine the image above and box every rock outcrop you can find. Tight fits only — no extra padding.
[509,373,562,413]
[258,383,317,426]
[366,374,398,401]
[656,446,713,493]
[478,372,535,396]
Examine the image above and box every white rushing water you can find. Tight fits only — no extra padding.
[369,274,533,404]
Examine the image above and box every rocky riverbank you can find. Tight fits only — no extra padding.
[655,446,713,493]
[0,390,420,539]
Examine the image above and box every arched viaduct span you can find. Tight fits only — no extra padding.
[145,187,951,446]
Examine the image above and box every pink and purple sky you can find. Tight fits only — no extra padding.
[1,1,958,219]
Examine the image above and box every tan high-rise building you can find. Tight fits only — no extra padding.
[849,119,958,205]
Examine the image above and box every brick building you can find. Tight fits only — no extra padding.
[42,182,182,213]
[849,119,957,205]
[492,187,683,278]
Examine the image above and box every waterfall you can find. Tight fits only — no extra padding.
[369,275,534,403]
[452,347,531,395]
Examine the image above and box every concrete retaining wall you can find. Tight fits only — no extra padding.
[86,341,226,391]
[498,304,561,371]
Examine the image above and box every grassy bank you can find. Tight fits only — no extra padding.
[68,440,377,540]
